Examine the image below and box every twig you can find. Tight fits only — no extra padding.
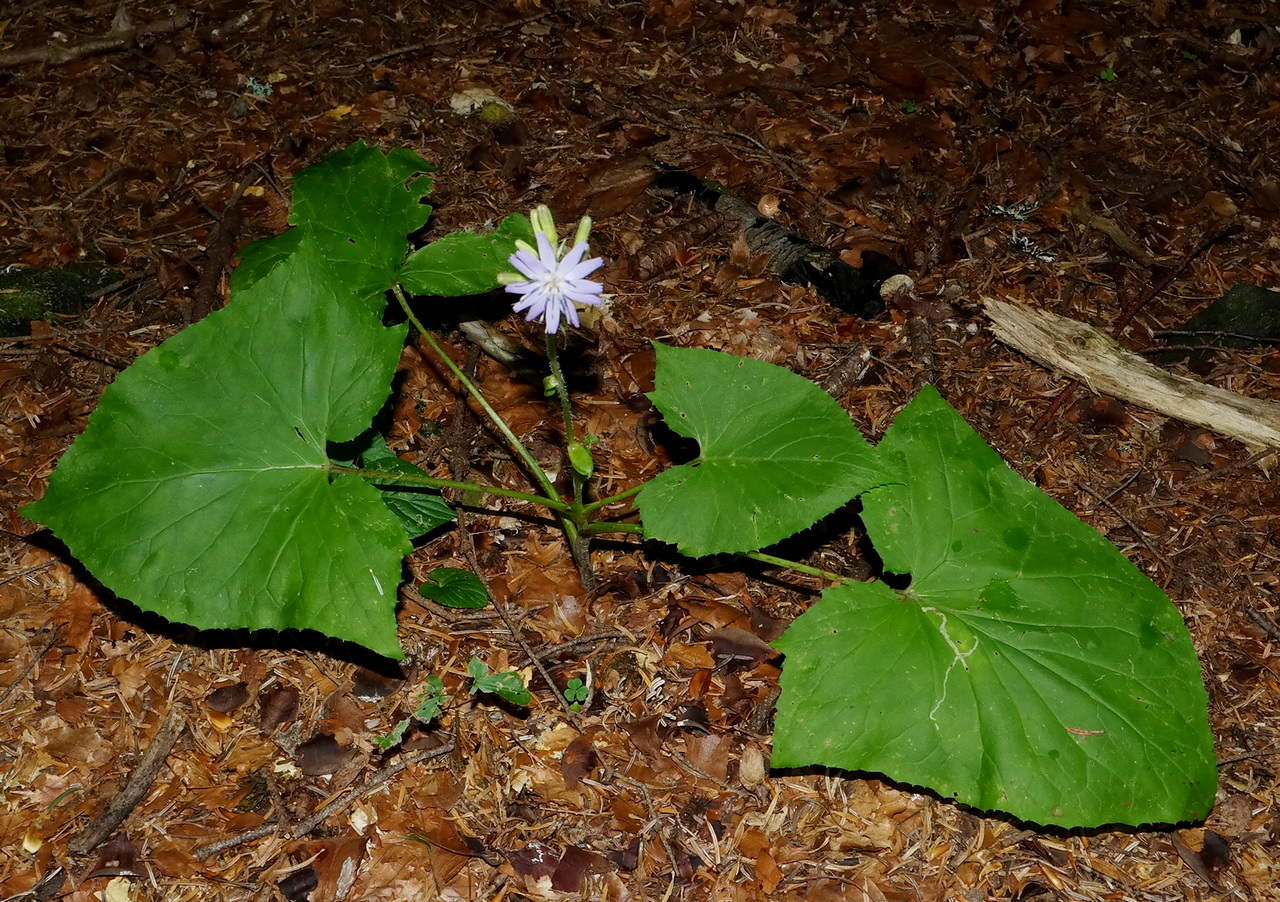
[0,559,55,587]
[28,709,186,899]
[187,181,248,323]
[194,742,455,860]
[540,630,629,660]
[0,618,59,708]
[435,353,582,721]
[366,10,556,63]
[0,11,192,68]
[70,709,186,855]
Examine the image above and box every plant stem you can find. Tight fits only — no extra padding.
[393,285,560,503]
[581,523,852,584]
[543,332,594,587]
[328,465,568,512]
[581,483,643,516]
[580,521,643,536]
[741,551,851,584]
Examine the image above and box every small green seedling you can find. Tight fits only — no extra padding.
[468,657,532,707]
[376,674,448,749]
[900,100,917,113]
[1100,67,1118,81]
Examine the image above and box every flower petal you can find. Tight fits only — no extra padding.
[535,231,559,269]
[564,256,604,280]
[567,278,603,295]
[508,249,545,279]
[544,300,563,333]
[559,241,589,272]
[564,288,603,306]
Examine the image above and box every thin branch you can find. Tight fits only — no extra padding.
[70,709,186,855]
[366,10,556,64]
[0,11,192,68]
[194,742,455,860]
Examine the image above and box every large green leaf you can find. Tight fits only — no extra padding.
[637,344,885,556]
[398,213,535,296]
[22,145,435,659]
[773,387,1216,827]
[291,143,434,301]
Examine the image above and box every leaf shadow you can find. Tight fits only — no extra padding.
[767,764,1208,836]
[24,530,407,677]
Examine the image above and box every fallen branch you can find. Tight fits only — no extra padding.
[0,11,192,68]
[194,742,455,860]
[187,182,248,323]
[651,163,901,318]
[984,297,1280,453]
[28,709,186,900]
[71,709,186,855]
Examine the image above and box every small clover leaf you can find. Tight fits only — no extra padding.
[564,678,589,704]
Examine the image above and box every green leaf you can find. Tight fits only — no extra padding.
[414,674,448,721]
[376,718,411,749]
[773,387,1216,828]
[292,143,435,301]
[418,567,489,609]
[637,343,886,556]
[564,678,588,703]
[468,657,531,706]
[21,145,437,660]
[398,213,535,296]
[568,440,594,477]
[360,436,454,539]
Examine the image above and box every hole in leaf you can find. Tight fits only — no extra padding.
[346,237,357,244]
[292,426,305,442]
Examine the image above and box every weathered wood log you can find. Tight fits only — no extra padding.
[984,297,1280,452]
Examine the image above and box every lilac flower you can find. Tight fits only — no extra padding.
[502,207,604,334]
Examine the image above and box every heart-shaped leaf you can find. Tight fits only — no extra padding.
[23,144,435,659]
[772,387,1217,827]
[418,567,489,609]
[360,436,453,540]
[638,343,885,556]
[399,213,535,296]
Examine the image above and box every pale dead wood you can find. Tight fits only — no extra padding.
[0,11,192,68]
[984,297,1280,451]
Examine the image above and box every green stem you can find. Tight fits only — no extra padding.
[740,551,852,584]
[581,521,643,537]
[580,523,852,584]
[545,333,577,447]
[329,466,568,512]
[545,333,586,511]
[543,333,595,586]
[393,285,560,503]
[581,483,643,516]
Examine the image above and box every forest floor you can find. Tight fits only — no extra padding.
[1,1,1279,900]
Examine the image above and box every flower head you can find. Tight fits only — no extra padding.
[501,206,604,334]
